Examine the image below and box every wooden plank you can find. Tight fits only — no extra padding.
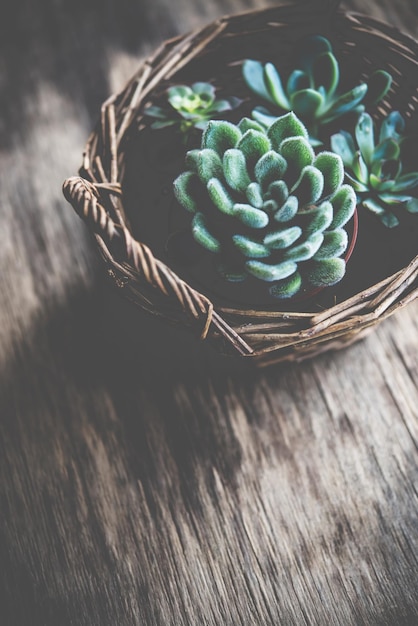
[0,1,417,624]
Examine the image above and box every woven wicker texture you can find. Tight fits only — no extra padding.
[62,0,418,366]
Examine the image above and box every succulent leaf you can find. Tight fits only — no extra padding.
[313,229,348,260]
[255,151,287,188]
[173,171,200,213]
[274,195,299,223]
[268,112,308,149]
[264,63,291,110]
[242,60,276,103]
[237,130,271,166]
[246,260,298,282]
[311,52,339,96]
[306,258,346,287]
[283,232,324,261]
[223,149,251,191]
[329,184,356,229]
[234,204,269,228]
[355,113,375,166]
[286,70,310,95]
[264,226,302,249]
[279,136,315,172]
[313,152,344,198]
[192,213,221,252]
[207,177,234,214]
[203,121,242,155]
[291,89,324,119]
[330,131,356,167]
[232,235,270,258]
[305,201,333,236]
[246,182,264,208]
[269,272,302,298]
[197,149,223,183]
[364,70,392,105]
[291,165,324,205]
[269,181,289,206]
[379,111,405,143]
[238,117,266,134]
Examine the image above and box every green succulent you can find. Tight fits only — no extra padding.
[173,112,356,299]
[331,111,418,228]
[242,35,392,143]
[144,82,241,137]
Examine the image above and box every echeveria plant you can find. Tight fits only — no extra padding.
[173,112,356,299]
[144,82,241,137]
[242,35,392,142]
[331,111,418,227]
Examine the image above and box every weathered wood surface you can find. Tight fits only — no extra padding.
[1,1,418,624]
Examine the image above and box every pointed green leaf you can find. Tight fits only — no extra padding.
[246,259,297,282]
[355,113,375,166]
[280,136,315,171]
[223,149,251,192]
[306,258,346,287]
[263,199,279,213]
[362,198,386,215]
[144,105,170,119]
[284,232,324,261]
[238,117,266,133]
[291,165,324,205]
[311,52,339,96]
[406,198,418,213]
[168,85,193,108]
[237,130,271,167]
[196,149,223,184]
[392,173,418,192]
[269,272,302,299]
[264,63,290,110]
[202,120,242,155]
[286,70,310,95]
[185,149,200,172]
[242,59,276,103]
[313,152,344,197]
[329,184,356,229]
[305,200,333,236]
[373,138,400,163]
[345,172,369,192]
[330,131,356,167]
[352,152,369,184]
[365,70,392,105]
[269,180,289,207]
[379,111,405,143]
[322,84,368,123]
[291,89,324,119]
[173,171,200,213]
[207,178,234,214]
[381,212,399,228]
[378,193,413,205]
[192,213,220,252]
[234,203,269,228]
[246,182,264,208]
[313,229,348,260]
[263,226,302,249]
[254,150,287,188]
[268,112,308,150]
[232,235,270,258]
[274,195,299,223]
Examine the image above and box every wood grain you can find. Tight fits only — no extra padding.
[1,1,417,624]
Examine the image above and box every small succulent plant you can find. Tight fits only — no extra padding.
[331,111,418,228]
[144,82,241,138]
[173,112,356,299]
[242,35,392,142]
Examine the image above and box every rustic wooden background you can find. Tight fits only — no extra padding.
[1,0,418,624]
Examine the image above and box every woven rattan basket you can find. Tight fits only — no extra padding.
[63,0,418,367]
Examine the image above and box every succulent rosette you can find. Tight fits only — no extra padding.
[144,82,241,136]
[242,35,392,143]
[173,112,356,299]
[331,111,418,228]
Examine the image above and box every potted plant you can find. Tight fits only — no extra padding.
[63,0,418,366]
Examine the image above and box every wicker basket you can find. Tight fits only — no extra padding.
[63,0,418,367]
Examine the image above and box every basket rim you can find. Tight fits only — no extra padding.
[62,1,418,362]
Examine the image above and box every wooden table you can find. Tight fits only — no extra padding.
[1,1,418,624]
